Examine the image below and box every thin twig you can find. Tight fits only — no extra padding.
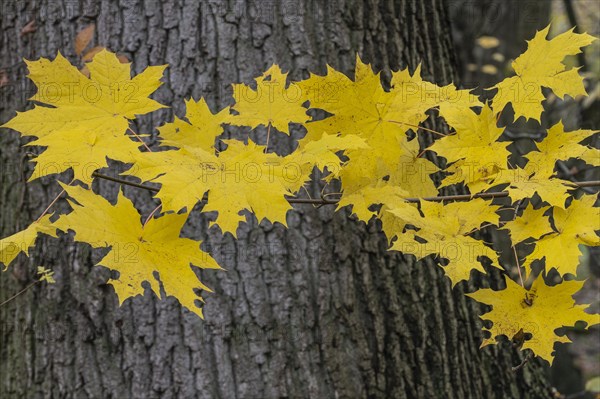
[92,172,159,192]
[388,120,447,137]
[0,281,38,307]
[512,199,526,287]
[563,0,587,71]
[36,188,66,222]
[511,352,532,372]
[556,162,596,194]
[90,172,600,205]
[513,245,525,288]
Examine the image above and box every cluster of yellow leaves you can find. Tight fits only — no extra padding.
[297,58,479,220]
[0,24,598,365]
[124,98,313,237]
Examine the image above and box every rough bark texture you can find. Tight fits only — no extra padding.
[1,1,555,398]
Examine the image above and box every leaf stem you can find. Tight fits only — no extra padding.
[35,178,75,222]
[388,120,447,137]
[143,204,162,228]
[264,123,272,153]
[0,280,39,307]
[92,172,159,192]
[511,199,526,287]
[128,127,153,152]
[512,245,525,288]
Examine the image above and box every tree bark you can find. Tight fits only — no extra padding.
[1,1,554,398]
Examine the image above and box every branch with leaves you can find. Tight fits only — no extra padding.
[0,23,599,365]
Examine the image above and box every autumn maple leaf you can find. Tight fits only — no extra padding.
[1,50,166,183]
[54,184,220,318]
[228,64,308,134]
[528,195,600,276]
[299,56,475,222]
[468,275,599,363]
[500,203,552,245]
[489,25,596,122]
[429,104,510,191]
[523,121,597,178]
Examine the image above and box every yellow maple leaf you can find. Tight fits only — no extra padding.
[127,98,317,237]
[295,132,369,175]
[387,137,440,198]
[429,104,510,190]
[337,184,408,223]
[299,57,478,152]
[580,147,600,167]
[298,59,407,200]
[0,215,57,269]
[158,98,230,151]
[1,50,166,183]
[229,64,308,134]
[489,25,596,122]
[500,165,572,208]
[391,65,483,121]
[524,121,598,178]
[468,275,599,363]
[500,203,552,244]
[387,200,501,285]
[54,184,221,319]
[529,195,599,276]
[334,137,439,224]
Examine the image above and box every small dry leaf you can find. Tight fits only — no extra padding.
[117,54,130,64]
[0,70,9,87]
[74,23,95,55]
[82,46,105,62]
[37,266,55,284]
[79,65,90,77]
[20,20,37,36]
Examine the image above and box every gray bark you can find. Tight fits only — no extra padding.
[1,1,554,398]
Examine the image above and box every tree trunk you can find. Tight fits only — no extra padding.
[1,1,554,398]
